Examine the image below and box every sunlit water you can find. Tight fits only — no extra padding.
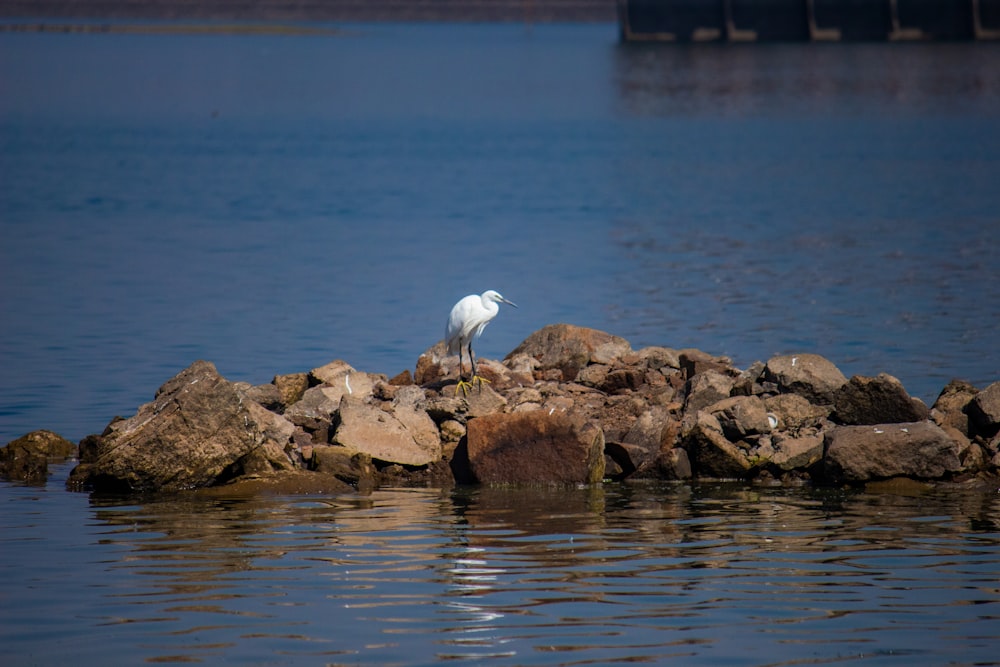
[2,23,1000,445]
[2,463,999,666]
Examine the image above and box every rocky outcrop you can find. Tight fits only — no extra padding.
[5,322,989,495]
[67,360,299,493]
[0,430,76,483]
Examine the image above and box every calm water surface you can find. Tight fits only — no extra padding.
[2,464,999,665]
[1,23,999,443]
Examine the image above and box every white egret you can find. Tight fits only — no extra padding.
[446,290,517,395]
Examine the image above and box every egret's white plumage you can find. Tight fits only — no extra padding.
[445,290,517,394]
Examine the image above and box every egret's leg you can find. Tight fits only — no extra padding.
[469,343,490,391]
[455,343,473,397]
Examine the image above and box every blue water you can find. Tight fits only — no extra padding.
[2,23,1000,445]
[2,464,999,666]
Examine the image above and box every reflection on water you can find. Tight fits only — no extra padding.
[3,466,998,665]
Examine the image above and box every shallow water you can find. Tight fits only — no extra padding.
[1,23,999,444]
[2,464,999,666]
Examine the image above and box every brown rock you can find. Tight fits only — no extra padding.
[967,381,1000,438]
[930,379,978,437]
[505,324,631,382]
[770,433,824,471]
[67,360,297,493]
[763,393,829,431]
[680,411,752,479]
[823,421,961,483]
[764,353,847,404]
[679,348,733,380]
[1,430,76,483]
[465,411,605,484]
[834,373,928,425]
[273,372,309,407]
[331,396,441,466]
[632,447,692,480]
[311,446,376,490]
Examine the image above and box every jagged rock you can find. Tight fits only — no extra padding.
[388,369,414,386]
[707,395,772,440]
[770,433,824,471]
[684,369,735,413]
[731,360,766,396]
[331,395,441,466]
[681,411,753,479]
[823,421,961,483]
[67,360,298,493]
[967,381,1000,438]
[505,323,631,382]
[273,372,309,407]
[930,379,979,437]
[764,353,847,404]
[632,447,692,480]
[834,373,928,425]
[629,346,681,372]
[465,411,605,484]
[243,383,283,412]
[283,386,342,441]
[0,430,76,483]
[415,340,449,385]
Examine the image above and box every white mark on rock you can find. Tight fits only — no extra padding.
[791,357,798,366]
[873,428,884,434]
[345,374,352,395]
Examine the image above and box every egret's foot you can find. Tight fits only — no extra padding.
[472,375,491,392]
[455,379,474,397]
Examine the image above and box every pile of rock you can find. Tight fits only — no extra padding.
[3,323,999,493]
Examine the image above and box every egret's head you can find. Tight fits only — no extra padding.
[484,290,517,308]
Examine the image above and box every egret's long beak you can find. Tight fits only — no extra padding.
[502,298,518,308]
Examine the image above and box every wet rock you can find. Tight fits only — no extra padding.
[684,370,735,413]
[311,446,376,491]
[465,411,605,484]
[707,395,772,440]
[505,323,631,382]
[331,395,441,467]
[764,353,847,405]
[0,430,76,483]
[197,469,353,496]
[967,381,1000,438]
[823,421,961,483]
[833,373,928,425]
[680,411,753,479]
[67,360,298,493]
[770,433,824,472]
[930,379,978,437]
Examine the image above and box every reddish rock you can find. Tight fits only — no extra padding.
[764,353,847,404]
[770,433,824,471]
[273,372,309,408]
[505,323,631,382]
[823,421,961,483]
[684,370,735,413]
[466,411,605,484]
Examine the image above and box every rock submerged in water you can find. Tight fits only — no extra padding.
[6,323,999,493]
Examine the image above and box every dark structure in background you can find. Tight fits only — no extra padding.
[617,0,1000,41]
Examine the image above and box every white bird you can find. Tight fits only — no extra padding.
[446,290,517,395]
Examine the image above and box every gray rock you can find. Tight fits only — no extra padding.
[67,360,297,493]
[834,373,929,425]
[823,421,961,483]
[770,433,824,471]
[465,411,605,484]
[764,353,847,404]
